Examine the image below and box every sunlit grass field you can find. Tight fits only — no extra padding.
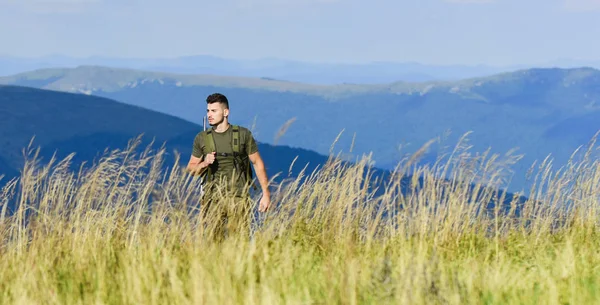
[1,135,600,304]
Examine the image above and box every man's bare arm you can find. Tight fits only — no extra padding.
[248,151,270,194]
[186,155,208,176]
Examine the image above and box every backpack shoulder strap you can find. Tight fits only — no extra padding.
[202,129,216,154]
[232,125,240,154]
[231,125,257,190]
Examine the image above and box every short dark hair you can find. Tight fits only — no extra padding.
[206,93,229,109]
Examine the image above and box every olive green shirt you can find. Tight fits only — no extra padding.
[192,125,258,193]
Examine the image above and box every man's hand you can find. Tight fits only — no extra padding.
[186,152,215,175]
[204,152,216,164]
[259,192,271,212]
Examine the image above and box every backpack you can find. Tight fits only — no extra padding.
[201,125,257,191]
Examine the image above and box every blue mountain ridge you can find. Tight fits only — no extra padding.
[0,84,524,216]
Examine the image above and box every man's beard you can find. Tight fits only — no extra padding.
[210,118,223,126]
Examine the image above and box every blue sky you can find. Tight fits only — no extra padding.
[0,0,599,66]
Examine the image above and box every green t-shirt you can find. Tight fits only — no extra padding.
[192,125,258,193]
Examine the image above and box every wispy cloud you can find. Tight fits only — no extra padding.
[564,0,600,11]
[443,0,494,3]
[0,0,102,14]
[235,0,341,9]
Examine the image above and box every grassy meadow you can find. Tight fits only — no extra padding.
[1,134,600,304]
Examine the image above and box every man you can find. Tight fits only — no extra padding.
[186,93,271,240]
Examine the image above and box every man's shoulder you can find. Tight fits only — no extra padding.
[193,130,210,141]
[232,125,253,136]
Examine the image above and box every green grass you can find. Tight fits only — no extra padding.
[1,135,600,304]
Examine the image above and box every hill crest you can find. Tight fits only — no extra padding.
[2,65,598,99]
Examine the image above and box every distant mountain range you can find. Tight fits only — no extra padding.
[2,66,600,194]
[0,54,561,84]
[3,55,598,85]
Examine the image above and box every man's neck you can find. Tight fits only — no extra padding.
[213,121,230,133]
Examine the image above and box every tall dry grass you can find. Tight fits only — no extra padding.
[1,133,600,304]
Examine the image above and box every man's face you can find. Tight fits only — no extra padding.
[207,102,228,126]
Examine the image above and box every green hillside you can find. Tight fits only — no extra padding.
[2,66,600,193]
[0,65,383,97]
[3,65,598,100]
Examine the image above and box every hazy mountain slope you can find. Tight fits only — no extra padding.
[0,84,529,218]
[0,85,336,190]
[2,67,600,193]
[0,65,377,96]
[0,155,19,183]
[0,85,198,169]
